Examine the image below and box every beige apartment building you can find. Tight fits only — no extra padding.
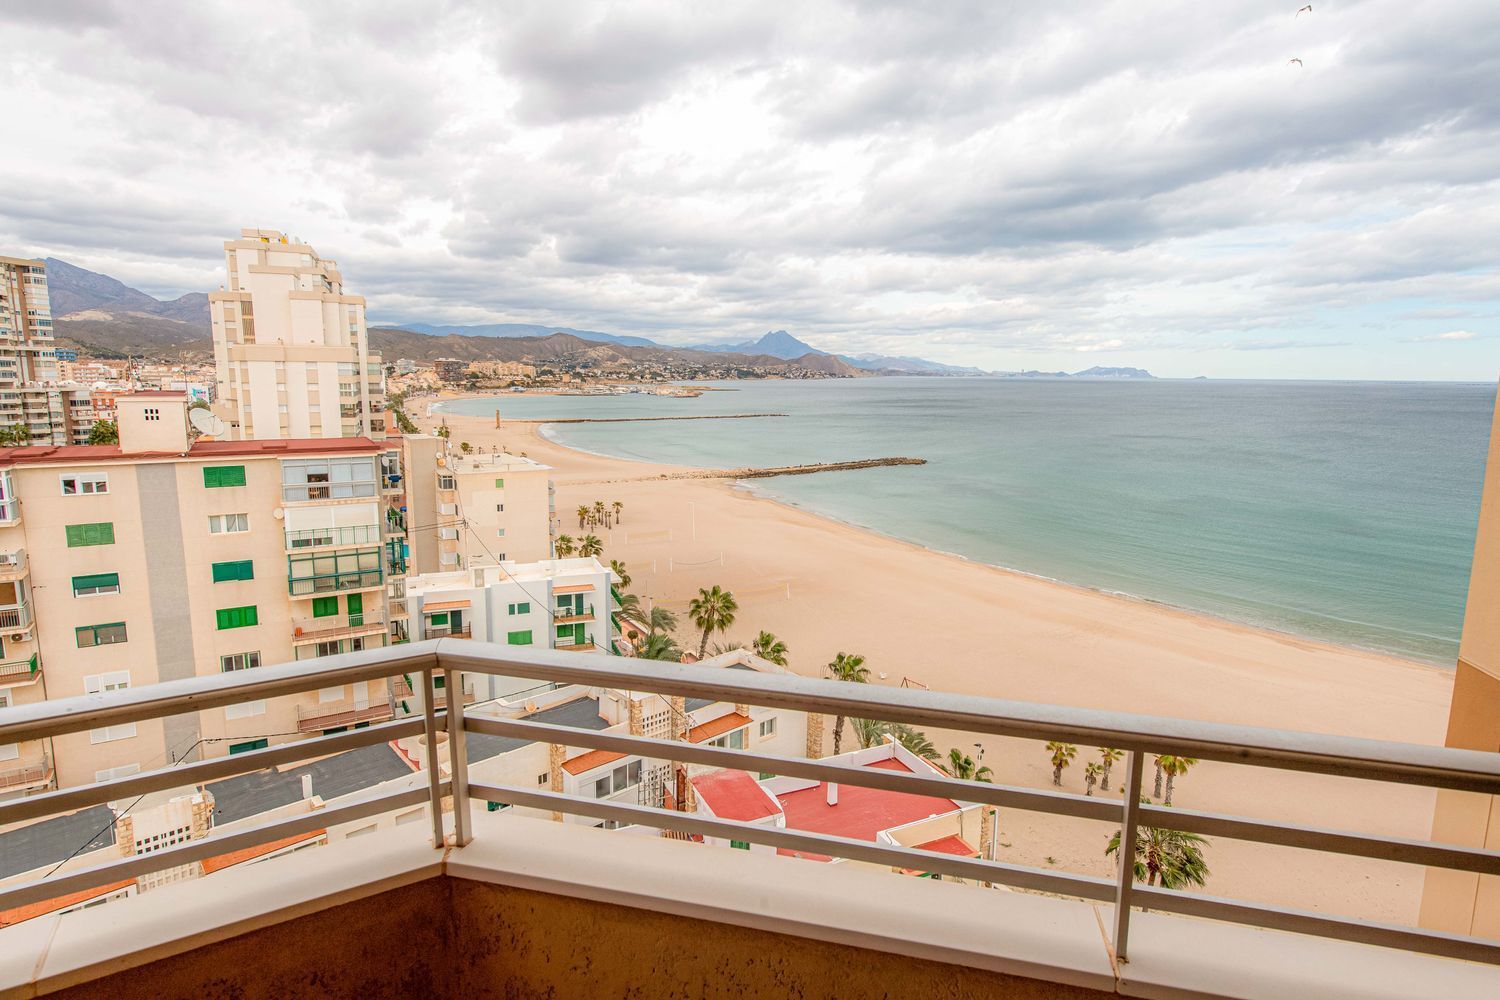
[208,229,387,442]
[0,256,95,446]
[1422,384,1500,939]
[0,393,401,794]
[424,447,555,571]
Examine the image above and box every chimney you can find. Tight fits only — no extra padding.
[826,782,838,806]
[301,774,314,800]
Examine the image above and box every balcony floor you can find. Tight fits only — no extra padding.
[6,812,1499,1000]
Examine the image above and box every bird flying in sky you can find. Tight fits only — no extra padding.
[1288,57,1304,67]
[1296,5,1313,16]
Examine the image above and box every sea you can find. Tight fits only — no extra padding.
[435,378,1496,665]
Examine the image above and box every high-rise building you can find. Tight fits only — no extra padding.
[208,230,387,442]
[0,393,401,794]
[0,257,95,446]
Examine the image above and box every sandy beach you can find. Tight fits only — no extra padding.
[418,394,1457,924]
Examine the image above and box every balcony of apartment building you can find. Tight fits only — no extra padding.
[291,613,388,650]
[0,651,39,689]
[0,548,26,584]
[293,694,394,734]
[0,747,52,796]
[286,549,384,598]
[0,583,32,632]
[421,602,472,639]
[553,602,595,625]
[1,643,1499,998]
[283,524,382,553]
[392,672,477,712]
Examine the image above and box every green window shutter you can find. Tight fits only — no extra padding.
[346,593,363,617]
[211,560,254,583]
[495,478,504,488]
[229,738,268,755]
[216,605,259,630]
[71,572,119,592]
[730,841,750,851]
[204,465,247,488]
[65,522,115,547]
[428,611,449,626]
[507,630,532,645]
[312,596,339,618]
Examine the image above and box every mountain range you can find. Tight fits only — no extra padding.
[40,259,1152,378]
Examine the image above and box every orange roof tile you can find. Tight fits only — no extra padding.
[0,879,135,928]
[552,584,594,594]
[423,599,471,611]
[0,436,382,469]
[200,831,326,875]
[562,749,627,775]
[688,712,751,744]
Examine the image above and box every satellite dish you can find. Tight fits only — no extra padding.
[189,407,227,437]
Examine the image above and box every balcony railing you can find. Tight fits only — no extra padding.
[0,549,26,578]
[285,524,381,549]
[1,642,1499,977]
[288,570,383,597]
[294,698,395,734]
[424,624,472,639]
[554,635,594,652]
[554,604,594,624]
[0,753,52,793]
[0,601,32,629]
[291,617,388,645]
[0,498,18,523]
[0,652,39,679]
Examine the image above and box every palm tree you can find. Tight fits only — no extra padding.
[646,605,678,636]
[1098,747,1123,792]
[850,717,888,750]
[826,652,869,754]
[1046,741,1077,786]
[612,500,624,524]
[889,724,941,763]
[576,505,590,529]
[946,748,994,783]
[1106,821,1211,890]
[751,630,788,666]
[555,534,576,557]
[0,423,28,447]
[592,500,606,525]
[578,534,603,558]
[614,592,642,621]
[460,441,472,454]
[436,425,450,440]
[1153,755,1165,799]
[610,559,631,590]
[688,585,738,659]
[638,632,683,662]
[1084,762,1102,796]
[1161,756,1198,807]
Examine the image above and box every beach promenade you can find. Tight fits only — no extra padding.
[420,397,1457,925]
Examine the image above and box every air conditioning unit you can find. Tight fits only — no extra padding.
[10,633,23,642]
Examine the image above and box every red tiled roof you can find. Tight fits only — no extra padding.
[0,436,383,468]
[0,879,135,927]
[562,749,627,775]
[688,712,751,744]
[774,757,960,843]
[897,834,979,875]
[691,769,782,822]
[423,599,471,611]
[200,831,326,875]
[117,390,187,398]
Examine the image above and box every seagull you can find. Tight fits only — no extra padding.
[1296,4,1312,15]
[1288,58,1304,67]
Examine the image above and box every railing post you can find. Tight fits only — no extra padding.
[444,663,472,847]
[420,667,446,848]
[1112,750,1145,963]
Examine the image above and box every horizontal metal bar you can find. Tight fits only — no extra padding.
[0,642,440,745]
[0,783,444,913]
[0,718,424,828]
[439,642,1500,794]
[1137,803,1500,878]
[464,715,1120,823]
[468,781,1116,902]
[1134,885,1500,966]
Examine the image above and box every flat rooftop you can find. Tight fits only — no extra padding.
[691,769,782,823]
[775,759,960,842]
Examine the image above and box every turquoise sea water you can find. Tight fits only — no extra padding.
[436,379,1495,664]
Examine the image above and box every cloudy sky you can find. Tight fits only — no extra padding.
[1,1,1497,379]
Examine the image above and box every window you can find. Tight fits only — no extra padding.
[730,841,750,851]
[437,475,455,490]
[86,672,135,742]
[287,548,382,595]
[211,560,254,583]
[495,504,504,513]
[144,407,160,422]
[0,742,16,762]
[591,760,642,798]
[508,602,530,615]
[312,596,339,618]
[496,528,506,538]
[759,718,777,740]
[708,729,748,750]
[72,573,120,597]
[203,465,246,488]
[506,630,533,645]
[221,652,261,672]
[76,622,127,647]
[281,457,377,502]
[494,478,504,488]
[225,700,266,720]
[537,773,548,786]
[209,513,249,533]
[216,605,259,630]
[230,738,269,755]
[60,472,108,495]
[65,522,114,547]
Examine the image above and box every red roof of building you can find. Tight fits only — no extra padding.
[0,436,383,468]
[774,758,960,843]
[0,879,135,928]
[691,769,782,822]
[562,749,627,775]
[688,712,751,744]
[116,390,187,398]
[200,831,326,875]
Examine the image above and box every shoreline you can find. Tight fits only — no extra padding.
[421,392,1456,922]
[442,393,1449,673]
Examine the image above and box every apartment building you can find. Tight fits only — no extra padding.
[429,449,555,570]
[435,358,467,383]
[467,360,536,381]
[0,392,400,794]
[0,256,94,446]
[208,229,387,442]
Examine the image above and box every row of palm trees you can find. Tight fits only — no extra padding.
[577,500,624,531]
[1044,743,1199,806]
[555,534,603,558]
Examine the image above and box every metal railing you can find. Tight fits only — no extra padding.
[0,602,31,629]
[0,641,1498,969]
[554,603,594,622]
[285,524,381,549]
[0,652,38,678]
[287,570,383,597]
[291,616,388,644]
[0,753,51,792]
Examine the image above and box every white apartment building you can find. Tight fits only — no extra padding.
[0,256,95,446]
[208,229,387,442]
